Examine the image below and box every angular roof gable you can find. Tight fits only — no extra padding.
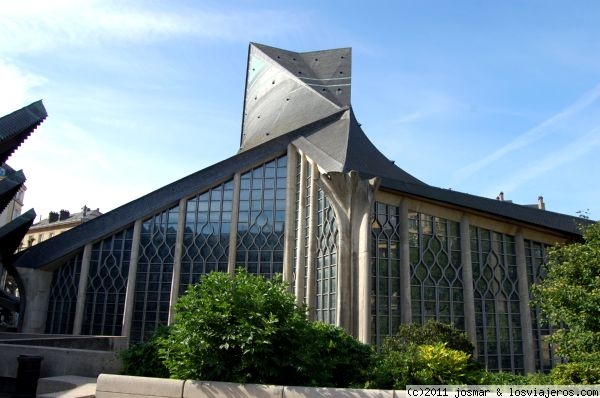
[0,100,47,164]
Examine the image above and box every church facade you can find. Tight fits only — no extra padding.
[13,44,586,374]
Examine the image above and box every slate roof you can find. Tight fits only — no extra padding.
[0,100,47,165]
[0,169,25,215]
[12,44,591,270]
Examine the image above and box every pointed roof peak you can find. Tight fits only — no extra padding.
[240,44,352,152]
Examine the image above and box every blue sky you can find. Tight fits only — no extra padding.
[2,0,599,221]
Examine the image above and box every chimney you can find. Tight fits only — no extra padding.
[538,196,545,210]
[48,211,59,223]
[59,209,70,221]
[497,191,505,201]
[82,205,89,217]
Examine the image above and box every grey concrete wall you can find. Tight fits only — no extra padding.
[0,335,127,351]
[17,267,52,333]
[96,374,406,398]
[0,343,121,378]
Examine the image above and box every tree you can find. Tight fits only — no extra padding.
[532,222,600,383]
[158,269,373,387]
[531,222,600,362]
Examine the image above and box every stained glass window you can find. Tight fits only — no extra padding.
[409,213,463,329]
[45,252,82,334]
[82,227,133,336]
[525,240,556,371]
[131,205,179,342]
[236,155,287,278]
[471,227,522,373]
[315,187,337,324]
[179,180,233,294]
[371,202,402,346]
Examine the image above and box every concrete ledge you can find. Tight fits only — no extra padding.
[184,380,283,398]
[0,343,121,378]
[96,374,184,398]
[284,386,394,397]
[94,374,409,398]
[37,376,97,395]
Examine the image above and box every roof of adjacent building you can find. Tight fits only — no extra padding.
[11,44,592,270]
[28,208,102,231]
[0,100,47,165]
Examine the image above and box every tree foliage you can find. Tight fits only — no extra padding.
[367,321,482,389]
[157,270,372,387]
[531,222,600,363]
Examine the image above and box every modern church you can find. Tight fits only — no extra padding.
[11,44,587,374]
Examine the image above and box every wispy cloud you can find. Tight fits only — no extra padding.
[454,82,600,181]
[489,126,600,195]
[0,0,306,54]
[0,60,47,115]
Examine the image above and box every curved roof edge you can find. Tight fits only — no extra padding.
[380,177,591,237]
[14,110,347,270]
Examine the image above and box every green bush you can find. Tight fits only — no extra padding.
[550,361,600,384]
[412,343,475,385]
[383,320,475,356]
[482,371,551,385]
[158,270,371,387]
[120,325,169,377]
[367,342,480,389]
[298,322,375,387]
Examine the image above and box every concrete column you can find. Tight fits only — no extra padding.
[305,164,318,319]
[122,219,142,339]
[516,231,536,373]
[294,155,308,305]
[73,243,92,335]
[168,198,187,325]
[283,146,298,286]
[460,215,477,356]
[19,268,53,333]
[399,199,412,324]
[357,199,374,343]
[318,171,379,335]
[228,173,241,275]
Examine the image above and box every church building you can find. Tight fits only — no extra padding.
[12,44,587,374]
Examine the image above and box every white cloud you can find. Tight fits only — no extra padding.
[0,60,47,115]
[491,126,600,195]
[454,82,600,181]
[0,0,305,54]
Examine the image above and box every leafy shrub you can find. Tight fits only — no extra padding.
[550,361,600,384]
[413,343,475,385]
[482,371,551,385]
[383,320,474,355]
[158,270,371,387]
[367,342,480,389]
[301,322,375,387]
[120,325,169,377]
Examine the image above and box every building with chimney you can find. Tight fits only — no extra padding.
[9,45,592,373]
[21,207,102,250]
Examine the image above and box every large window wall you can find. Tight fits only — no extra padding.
[471,227,523,373]
[82,227,133,336]
[179,180,233,294]
[236,156,287,278]
[315,187,338,324]
[409,212,463,329]
[371,202,402,346]
[131,205,179,342]
[45,252,82,334]
[525,240,556,372]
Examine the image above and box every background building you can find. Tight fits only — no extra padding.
[11,45,591,373]
[21,206,102,250]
